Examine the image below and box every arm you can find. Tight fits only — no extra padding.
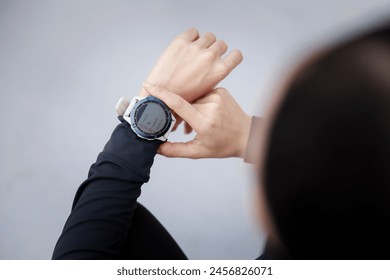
[52,119,159,259]
[52,29,243,259]
[244,116,263,164]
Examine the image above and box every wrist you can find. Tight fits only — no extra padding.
[139,81,175,98]
[237,114,252,158]
[243,116,263,163]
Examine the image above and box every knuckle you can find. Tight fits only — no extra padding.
[189,42,201,51]
[219,40,227,48]
[209,93,222,104]
[189,148,202,159]
[214,87,227,95]
[205,31,216,40]
[170,95,185,110]
[172,37,188,48]
[215,61,230,75]
[192,152,201,159]
[164,146,175,158]
[203,49,218,61]
[207,90,224,103]
[187,27,199,36]
[213,100,223,111]
[203,119,217,131]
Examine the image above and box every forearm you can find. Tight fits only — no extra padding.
[52,118,160,259]
[244,116,262,164]
[52,28,243,259]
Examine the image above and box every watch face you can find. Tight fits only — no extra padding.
[130,96,172,139]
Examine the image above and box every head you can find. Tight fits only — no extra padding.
[258,21,390,259]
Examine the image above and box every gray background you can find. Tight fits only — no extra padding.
[0,0,389,259]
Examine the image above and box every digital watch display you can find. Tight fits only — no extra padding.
[130,96,173,139]
[116,96,175,141]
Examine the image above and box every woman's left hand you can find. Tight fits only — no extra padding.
[139,28,243,103]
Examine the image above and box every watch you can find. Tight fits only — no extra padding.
[115,96,176,141]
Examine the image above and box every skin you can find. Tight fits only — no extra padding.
[144,70,279,244]
[139,28,319,246]
[144,84,252,158]
[138,28,243,132]
[143,37,328,247]
[143,82,270,240]
[139,28,265,237]
[139,28,243,102]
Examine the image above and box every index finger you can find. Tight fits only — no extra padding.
[143,83,205,130]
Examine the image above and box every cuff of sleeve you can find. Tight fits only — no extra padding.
[98,116,161,180]
[244,116,262,164]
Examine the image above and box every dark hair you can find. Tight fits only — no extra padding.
[263,21,390,259]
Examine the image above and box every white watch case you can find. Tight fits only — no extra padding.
[116,96,176,141]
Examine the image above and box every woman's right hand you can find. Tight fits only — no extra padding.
[143,83,252,159]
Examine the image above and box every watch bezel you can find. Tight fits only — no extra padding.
[129,96,173,140]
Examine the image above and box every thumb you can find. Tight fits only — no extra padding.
[158,141,203,159]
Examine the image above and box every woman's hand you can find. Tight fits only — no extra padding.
[143,83,252,159]
[139,28,243,102]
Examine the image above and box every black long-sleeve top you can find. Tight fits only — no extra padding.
[52,116,263,259]
[52,118,160,259]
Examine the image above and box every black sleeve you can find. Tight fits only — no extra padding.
[52,117,160,259]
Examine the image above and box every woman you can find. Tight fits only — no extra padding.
[53,22,390,259]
